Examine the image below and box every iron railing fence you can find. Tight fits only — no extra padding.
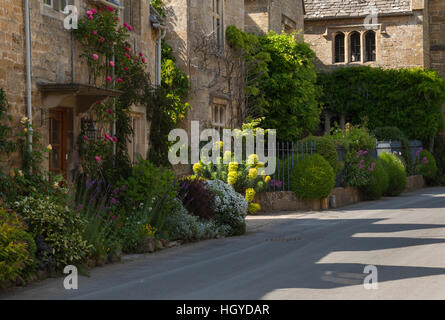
[268,140,423,192]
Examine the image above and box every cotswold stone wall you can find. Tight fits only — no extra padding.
[244,0,305,35]
[304,14,426,71]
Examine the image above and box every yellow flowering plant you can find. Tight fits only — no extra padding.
[197,151,271,214]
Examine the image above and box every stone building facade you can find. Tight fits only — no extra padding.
[304,0,445,137]
[244,0,305,35]
[304,0,429,70]
[0,0,160,179]
[162,0,306,138]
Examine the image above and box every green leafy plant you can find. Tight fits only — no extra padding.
[329,123,376,152]
[416,149,438,182]
[290,154,335,199]
[13,197,91,269]
[0,207,36,286]
[359,159,389,200]
[319,66,445,142]
[302,135,339,174]
[343,150,375,187]
[226,26,320,141]
[373,126,414,175]
[379,152,407,196]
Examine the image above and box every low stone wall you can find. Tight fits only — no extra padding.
[254,187,361,212]
[329,187,361,208]
[404,175,425,193]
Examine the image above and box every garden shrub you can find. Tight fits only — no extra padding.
[343,150,375,187]
[416,149,438,182]
[302,135,339,174]
[359,159,389,200]
[117,159,177,224]
[178,177,216,220]
[329,124,376,152]
[379,152,407,196]
[164,200,220,242]
[290,154,335,199]
[206,180,248,236]
[0,207,36,285]
[373,126,414,175]
[13,197,91,269]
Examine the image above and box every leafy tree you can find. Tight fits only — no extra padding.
[258,32,321,141]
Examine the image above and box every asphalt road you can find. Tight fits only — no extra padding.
[2,187,445,300]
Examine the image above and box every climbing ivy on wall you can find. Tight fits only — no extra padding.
[318,66,445,143]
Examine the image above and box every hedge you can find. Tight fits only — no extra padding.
[318,66,445,142]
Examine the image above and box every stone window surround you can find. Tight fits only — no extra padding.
[328,24,383,65]
[210,95,229,132]
[40,0,78,20]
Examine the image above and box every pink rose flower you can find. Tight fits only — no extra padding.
[108,109,113,114]
[109,61,115,67]
[117,78,123,83]
[127,25,133,31]
[106,76,113,82]
[105,133,111,140]
[125,46,130,52]
[112,136,118,142]
[88,15,94,20]
[124,67,128,71]
[92,30,98,35]
[86,10,93,15]
[106,6,114,12]
[141,57,146,63]
[92,54,99,60]
[91,8,97,14]
[95,156,101,163]
[84,135,88,140]
[139,52,143,57]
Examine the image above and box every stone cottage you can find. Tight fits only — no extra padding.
[161,0,306,136]
[304,0,445,137]
[0,0,161,180]
[304,0,445,74]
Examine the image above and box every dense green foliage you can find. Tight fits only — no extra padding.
[318,66,445,142]
[360,159,389,200]
[13,197,91,268]
[0,207,36,286]
[226,26,320,141]
[302,135,339,173]
[290,154,335,199]
[328,124,376,152]
[416,149,438,182]
[373,126,414,174]
[379,152,407,196]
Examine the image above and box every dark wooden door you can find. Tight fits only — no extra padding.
[49,108,67,177]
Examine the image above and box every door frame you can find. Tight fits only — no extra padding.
[49,107,68,178]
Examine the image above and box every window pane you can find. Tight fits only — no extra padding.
[334,33,345,63]
[52,118,59,144]
[365,31,376,62]
[350,32,361,62]
[51,146,60,170]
